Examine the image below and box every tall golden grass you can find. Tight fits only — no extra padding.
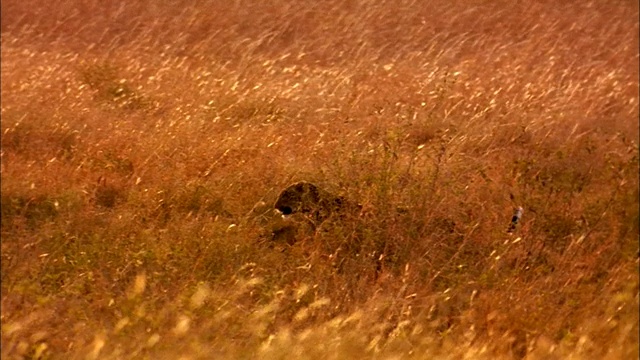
[1,0,638,359]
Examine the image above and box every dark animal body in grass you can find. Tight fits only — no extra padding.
[274,181,357,224]
[271,182,398,279]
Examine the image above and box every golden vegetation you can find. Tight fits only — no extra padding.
[1,0,638,359]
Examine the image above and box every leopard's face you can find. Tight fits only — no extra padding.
[269,182,362,246]
[274,182,323,215]
[274,182,344,221]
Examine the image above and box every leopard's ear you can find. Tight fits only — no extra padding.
[294,182,307,193]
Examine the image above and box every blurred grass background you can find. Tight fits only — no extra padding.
[1,0,638,359]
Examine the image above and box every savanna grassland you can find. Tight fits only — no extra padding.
[1,1,638,359]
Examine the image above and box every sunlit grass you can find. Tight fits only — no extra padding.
[1,0,638,359]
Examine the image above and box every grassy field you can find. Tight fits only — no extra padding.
[1,0,638,359]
